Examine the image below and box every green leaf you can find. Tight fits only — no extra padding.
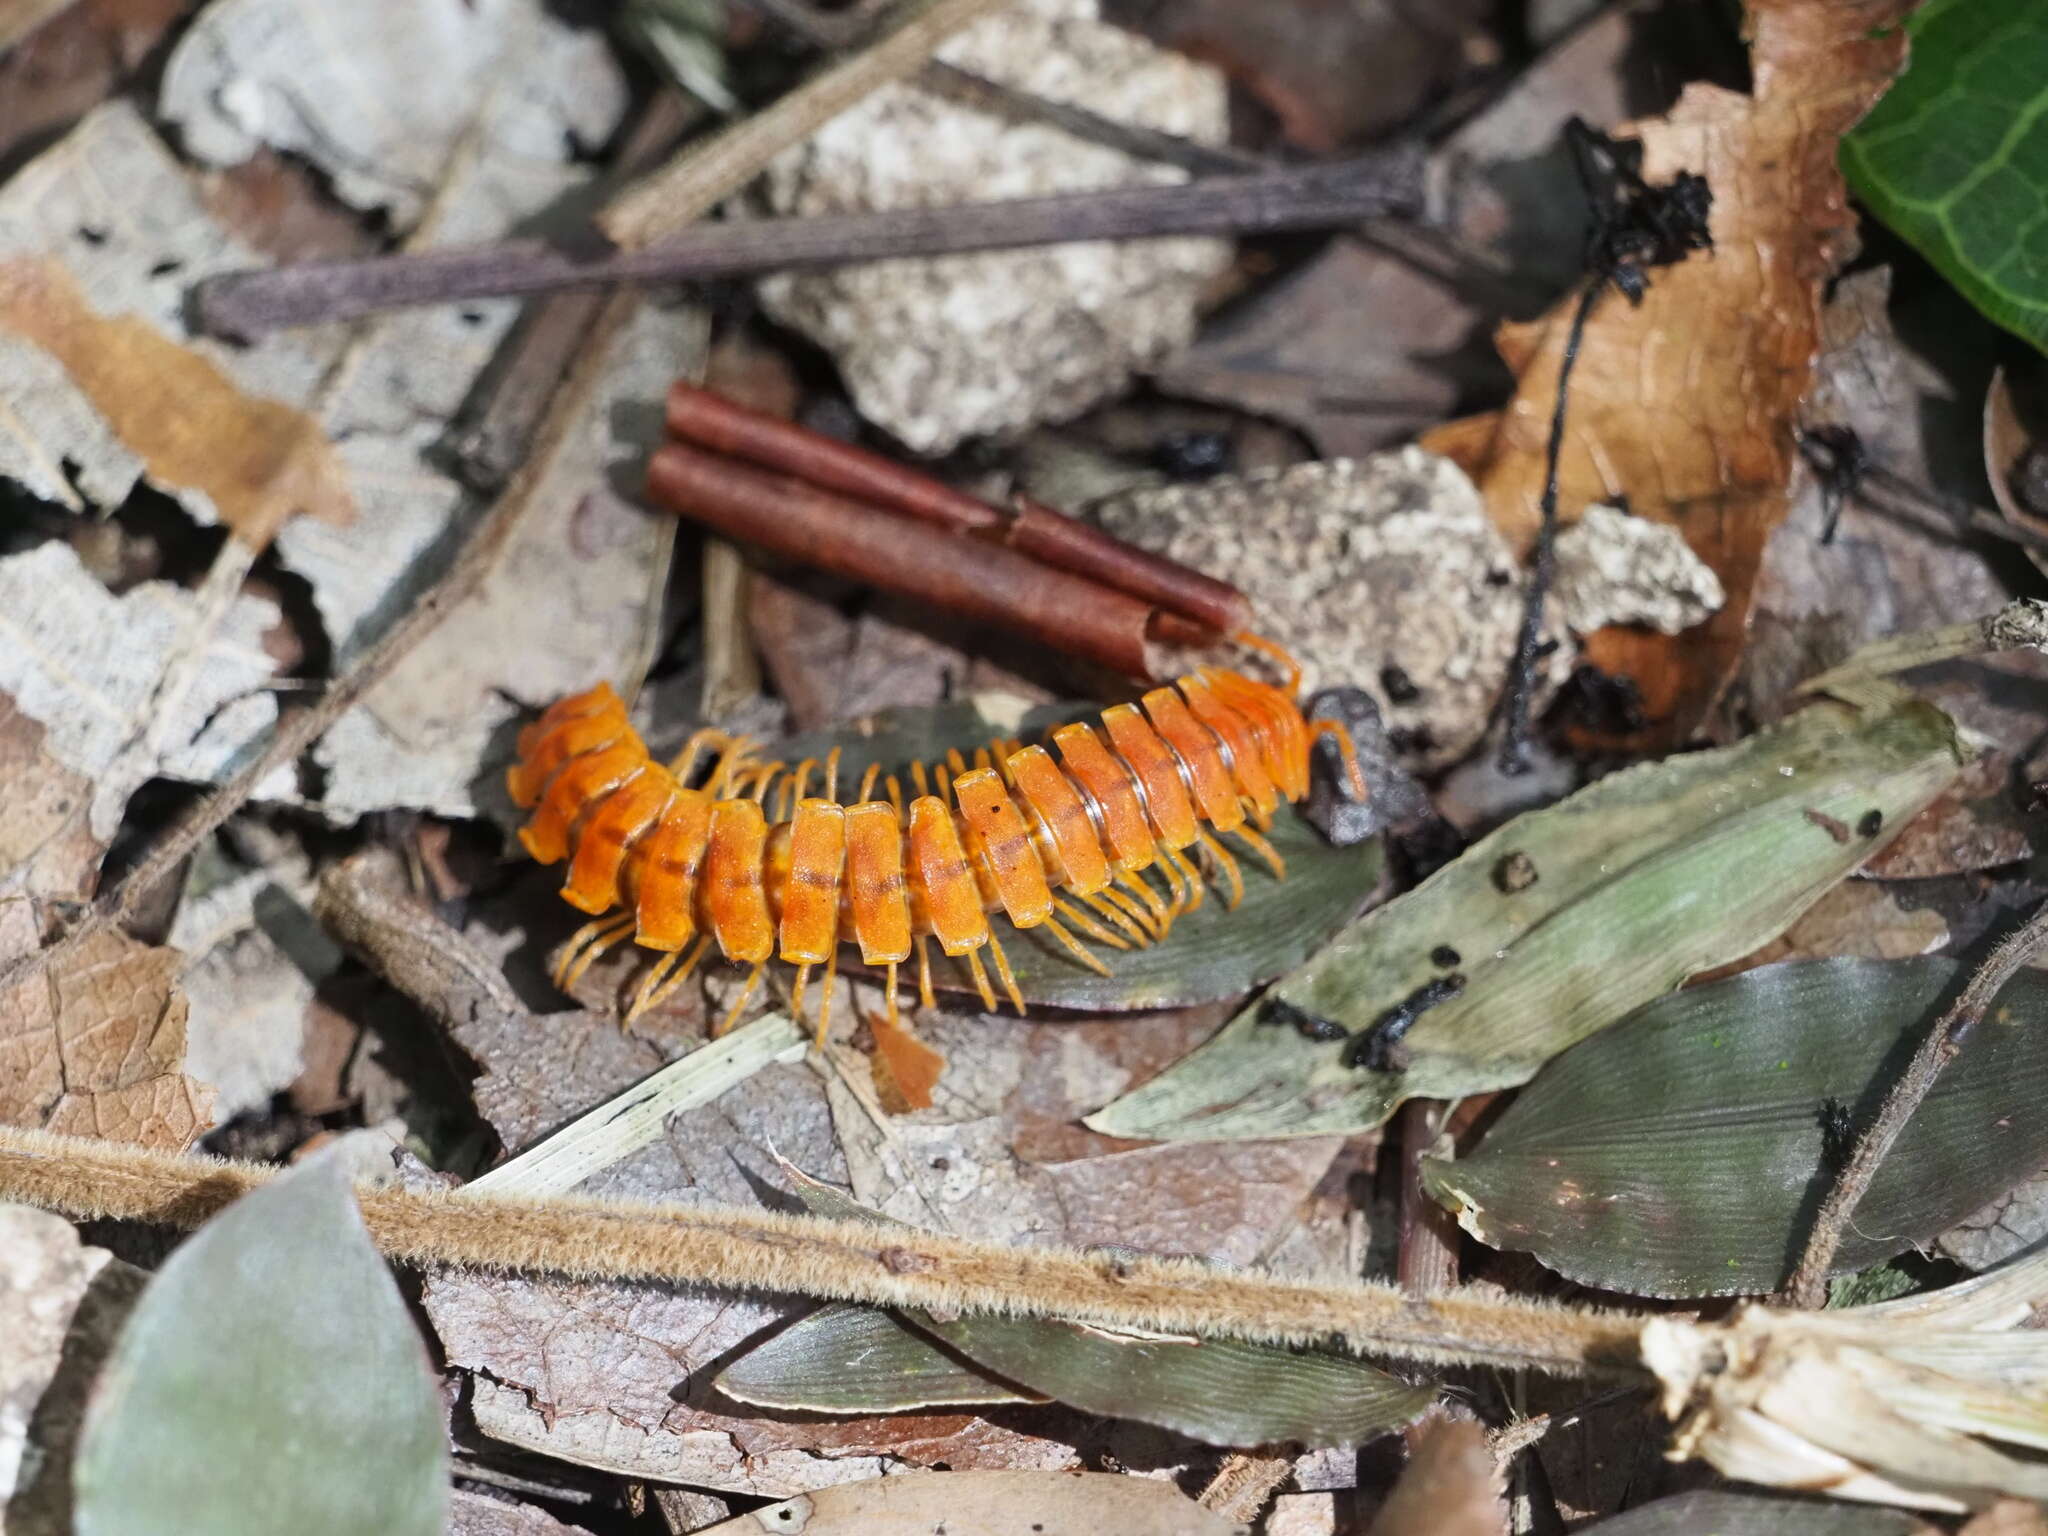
[1423,957,2048,1297]
[1842,0,2048,351]
[733,1163,1436,1448]
[73,1151,447,1536]
[1088,694,1963,1143]
[775,699,1384,1010]
[1577,1490,1925,1535]
[718,1303,1044,1413]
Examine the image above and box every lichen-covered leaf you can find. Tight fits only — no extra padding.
[72,1150,446,1536]
[1425,957,2048,1297]
[1088,694,1961,1143]
[717,1303,1041,1414]
[1843,0,2048,352]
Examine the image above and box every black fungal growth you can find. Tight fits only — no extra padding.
[1430,944,1462,969]
[1858,809,1884,838]
[1259,994,1351,1043]
[1379,664,1422,704]
[1344,974,1465,1070]
[1818,1096,1857,1172]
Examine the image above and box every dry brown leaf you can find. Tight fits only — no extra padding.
[0,900,214,1149]
[1984,368,2048,582]
[1959,1499,2048,1536]
[1429,0,1912,742]
[0,256,352,550]
[0,690,103,904]
[1367,1413,1506,1536]
[868,1003,945,1113]
[446,1489,595,1536]
[1696,879,1949,983]
[695,1469,1250,1536]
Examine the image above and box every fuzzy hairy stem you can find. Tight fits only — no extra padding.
[0,1126,1648,1378]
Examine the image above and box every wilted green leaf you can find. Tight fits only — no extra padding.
[1088,695,1962,1143]
[1424,957,2048,1297]
[73,1151,447,1536]
[1577,1490,1925,1535]
[1842,0,2048,351]
[719,1303,1042,1413]
[734,1163,1435,1448]
[775,699,1384,1010]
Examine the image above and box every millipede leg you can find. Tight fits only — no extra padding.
[1244,795,1274,832]
[555,913,636,993]
[915,935,935,1008]
[962,947,998,1012]
[1117,870,1170,928]
[790,962,813,1027]
[667,728,729,780]
[1196,829,1245,909]
[815,947,839,1048]
[857,762,881,801]
[1081,892,1150,946]
[716,962,766,1037]
[1168,846,1205,912]
[1231,824,1288,881]
[1154,851,1189,916]
[883,961,901,1032]
[887,774,905,815]
[945,747,970,780]
[824,746,843,803]
[1237,631,1305,695]
[1056,898,1129,950]
[910,760,930,797]
[1041,916,1112,977]
[627,934,711,1021]
[984,930,1025,1014]
[1097,886,1161,943]
[1312,720,1370,801]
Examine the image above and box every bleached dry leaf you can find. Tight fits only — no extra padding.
[1430,0,1914,742]
[159,0,624,229]
[0,1205,147,1536]
[1939,1174,2048,1274]
[178,927,314,1121]
[696,1470,1250,1536]
[0,541,285,838]
[756,0,1230,453]
[0,901,214,1149]
[447,1491,595,1536]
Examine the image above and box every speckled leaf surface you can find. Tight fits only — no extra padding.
[1843,0,2048,351]
[1578,1490,1926,1534]
[1089,696,1962,1142]
[1425,958,2048,1297]
[72,1150,446,1536]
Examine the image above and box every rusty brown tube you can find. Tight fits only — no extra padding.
[647,441,1159,679]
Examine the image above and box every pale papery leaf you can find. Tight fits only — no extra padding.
[693,1470,1249,1536]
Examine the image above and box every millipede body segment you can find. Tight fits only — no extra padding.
[509,668,1361,1041]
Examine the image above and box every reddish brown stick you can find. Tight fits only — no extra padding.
[647,441,1160,678]
[664,382,1250,638]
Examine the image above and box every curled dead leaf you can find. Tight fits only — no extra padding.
[1985,366,2048,581]
[1428,0,1914,743]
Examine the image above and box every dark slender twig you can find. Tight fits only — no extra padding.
[194,150,1423,341]
[1497,281,1600,774]
[1782,895,2048,1307]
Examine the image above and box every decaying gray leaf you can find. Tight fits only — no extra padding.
[72,1150,446,1536]
[1089,691,1963,1143]
[0,689,104,902]
[695,1470,1250,1536]
[1577,1491,1930,1534]
[1423,957,2048,1296]
[756,0,1229,453]
[0,1206,147,1536]
[0,542,284,837]
[1647,1245,2048,1513]
[159,0,624,228]
[447,1490,596,1536]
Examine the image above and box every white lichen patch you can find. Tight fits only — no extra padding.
[755,0,1230,453]
[1092,449,1572,771]
[1551,502,1725,635]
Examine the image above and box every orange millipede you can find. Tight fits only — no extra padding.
[509,655,1364,1044]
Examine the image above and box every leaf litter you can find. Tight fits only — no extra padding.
[8,0,2048,1530]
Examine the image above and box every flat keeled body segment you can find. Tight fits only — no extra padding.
[705,798,775,963]
[779,798,846,965]
[562,767,672,914]
[1005,744,1110,896]
[1051,722,1157,872]
[1100,702,1199,851]
[1141,685,1243,832]
[844,801,913,963]
[907,794,989,955]
[628,790,713,950]
[952,767,1054,929]
[520,740,645,864]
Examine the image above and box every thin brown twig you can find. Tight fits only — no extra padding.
[1783,895,2048,1307]
[194,151,1423,341]
[0,291,643,1002]
[0,1124,1650,1376]
[601,0,1011,248]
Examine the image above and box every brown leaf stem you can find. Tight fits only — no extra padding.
[0,1124,1650,1377]
[1783,895,2048,1306]
[192,151,1424,342]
